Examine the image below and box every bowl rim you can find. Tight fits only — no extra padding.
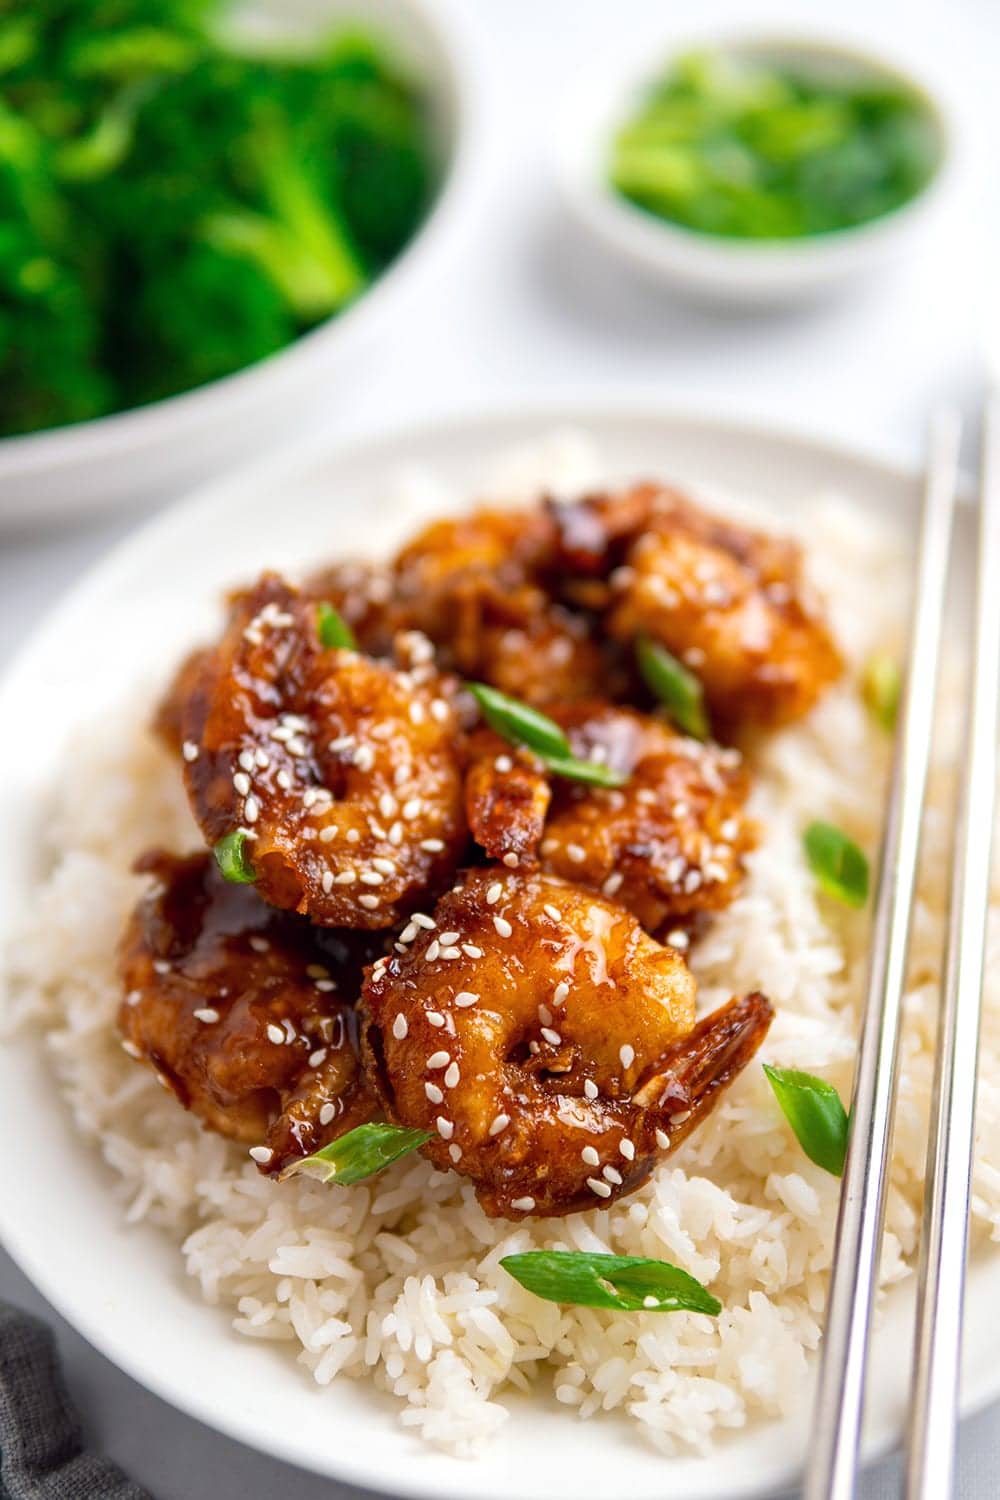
[556,25,957,273]
[0,0,482,478]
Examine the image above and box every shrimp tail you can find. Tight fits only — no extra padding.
[635,991,774,1150]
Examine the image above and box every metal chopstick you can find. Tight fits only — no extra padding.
[804,410,963,1500]
[905,398,1000,1500]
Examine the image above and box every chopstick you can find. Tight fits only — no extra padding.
[905,398,1000,1499]
[804,410,963,1500]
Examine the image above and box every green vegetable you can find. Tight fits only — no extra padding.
[763,1064,849,1176]
[282,1122,432,1184]
[636,636,709,740]
[862,652,901,732]
[0,3,435,437]
[316,600,356,651]
[803,820,869,908]
[609,48,940,242]
[500,1251,721,1315]
[467,683,627,789]
[213,829,256,884]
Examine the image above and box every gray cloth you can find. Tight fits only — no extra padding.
[0,1302,150,1500]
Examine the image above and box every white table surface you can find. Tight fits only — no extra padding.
[2,0,998,1494]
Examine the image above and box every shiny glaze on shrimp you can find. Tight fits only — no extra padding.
[552,483,842,726]
[162,573,467,928]
[466,704,754,937]
[118,850,376,1174]
[361,868,772,1218]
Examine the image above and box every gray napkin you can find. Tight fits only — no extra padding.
[0,1302,151,1500]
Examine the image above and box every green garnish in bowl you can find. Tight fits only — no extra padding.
[609,47,941,242]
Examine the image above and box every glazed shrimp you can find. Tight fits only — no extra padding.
[465,703,754,937]
[118,850,377,1174]
[361,868,772,1218]
[163,573,468,928]
[551,484,842,726]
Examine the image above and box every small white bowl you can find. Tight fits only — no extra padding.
[554,33,955,310]
[0,0,481,528]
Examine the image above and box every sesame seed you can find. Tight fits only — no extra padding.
[666,856,686,884]
[276,769,292,790]
[394,765,409,787]
[584,1079,599,1101]
[425,1082,444,1104]
[684,869,703,893]
[566,843,586,864]
[193,1007,219,1024]
[439,931,460,945]
[420,838,445,853]
[587,1178,612,1199]
[425,939,440,961]
[412,913,435,930]
[319,826,338,843]
[672,800,690,819]
[249,1146,273,1165]
[581,1146,599,1166]
[321,871,334,894]
[538,1004,553,1026]
[125,990,141,1007]
[720,817,740,841]
[461,944,483,959]
[319,1102,336,1126]
[602,1165,622,1185]
[427,1050,450,1069]
[182,740,199,762]
[409,702,426,725]
[121,1039,141,1059]
[402,798,422,820]
[502,852,519,868]
[448,1143,463,1162]
[355,745,375,772]
[439,946,460,960]
[346,828,360,844]
[602,872,624,897]
[541,1027,562,1046]
[672,1108,692,1124]
[455,992,478,1008]
[494,755,513,773]
[388,822,404,845]
[430,698,450,723]
[152,959,170,975]
[358,894,381,910]
[489,1113,510,1136]
[666,929,689,951]
[426,1011,445,1027]
[249,936,270,953]
[485,882,503,906]
[619,1044,636,1069]
[643,1295,660,1309]
[392,1014,408,1040]
[655,1128,671,1150]
[543,903,562,922]
[360,871,384,886]
[553,981,570,1005]
[378,793,397,820]
[335,870,356,885]
[244,795,260,824]
[444,1061,460,1088]
[399,922,418,944]
[436,1116,454,1140]
[494,915,513,938]
[511,1196,535,1212]
[619,1140,636,1161]
[255,748,269,768]
[309,1048,327,1068]
[705,861,729,883]
[266,1023,284,1045]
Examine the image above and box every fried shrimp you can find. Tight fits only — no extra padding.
[551,484,842,726]
[465,704,753,936]
[361,868,773,1218]
[162,573,467,928]
[118,850,377,1174]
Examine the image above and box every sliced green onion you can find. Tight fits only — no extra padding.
[636,636,709,740]
[316,600,357,651]
[468,683,572,760]
[763,1064,848,1177]
[468,683,628,788]
[803,821,869,909]
[281,1122,432,1185]
[213,830,256,884]
[861,652,901,732]
[500,1251,721,1315]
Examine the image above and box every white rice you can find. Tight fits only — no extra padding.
[6,445,1000,1459]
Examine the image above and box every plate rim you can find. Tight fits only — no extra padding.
[0,399,989,1500]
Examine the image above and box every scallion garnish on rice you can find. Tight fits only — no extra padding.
[763,1065,848,1177]
[635,636,709,741]
[803,820,869,908]
[316,600,357,651]
[281,1122,432,1185]
[861,652,901,732]
[467,683,627,788]
[500,1251,721,1315]
[213,829,256,884]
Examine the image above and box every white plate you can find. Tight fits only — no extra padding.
[0,405,991,1500]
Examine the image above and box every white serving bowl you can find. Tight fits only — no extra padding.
[554,33,955,310]
[0,0,480,528]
